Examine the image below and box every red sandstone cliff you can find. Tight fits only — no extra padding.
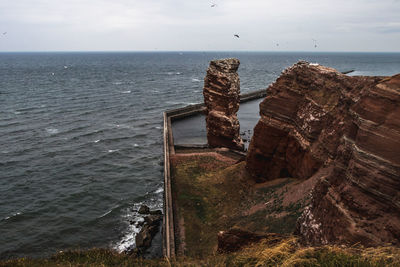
[246,61,400,246]
[203,58,244,151]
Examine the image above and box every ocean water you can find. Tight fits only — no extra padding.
[0,52,399,259]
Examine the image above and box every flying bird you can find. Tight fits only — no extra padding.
[211,3,217,7]
[234,34,240,38]
[312,38,318,48]
[2,32,6,35]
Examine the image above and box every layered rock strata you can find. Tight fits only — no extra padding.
[203,58,244,150]
[246,61,400,246]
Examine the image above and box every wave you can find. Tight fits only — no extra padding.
[97,205,121,219]
[45,127,59,135]
[154,187,163,194]
[2,212,22,221]
[121,90,131,94]
[166,72,182,76]
[191,78,201,82]
[166,101,199,106]
[70,128,107,140]
[106,123,134,130]
[98,210,112,218]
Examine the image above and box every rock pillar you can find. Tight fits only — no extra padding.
[203,58,244,151]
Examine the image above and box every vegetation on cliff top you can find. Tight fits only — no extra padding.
[170,151,312,257]
[1,237,400,267]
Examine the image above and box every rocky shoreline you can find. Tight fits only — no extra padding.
[126,205,162,257]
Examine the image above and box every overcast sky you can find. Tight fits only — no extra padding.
[0,0,399,52]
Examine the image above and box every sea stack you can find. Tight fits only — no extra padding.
[246,61,400,246]
[203,58,244,151]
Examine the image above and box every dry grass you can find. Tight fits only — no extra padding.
[2,238,399,267]
[225,236,400,267]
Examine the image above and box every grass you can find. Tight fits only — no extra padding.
[171,154,251,257]
[170,152,312,258]
[2,238,400,267]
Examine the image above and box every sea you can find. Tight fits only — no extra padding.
[1,51,399,259]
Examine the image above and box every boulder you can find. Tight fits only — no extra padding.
[135,224,158,249]
[144,215,162,226]
[138,205,150,214]
[149,209,162,215]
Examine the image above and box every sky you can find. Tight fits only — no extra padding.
[0,0,399,52]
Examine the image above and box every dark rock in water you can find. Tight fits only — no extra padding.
[136,221,145,227]
[138,205,150,214]
[129,220,136,225]
[245,61,400,246]
[135,224,159,249]
[134,214,163,255]
[149,209,162,215]
[144,215,162,225]
[217,228,274,253]
[203,58,244,151]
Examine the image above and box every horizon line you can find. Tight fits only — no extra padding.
[0,50,400,54]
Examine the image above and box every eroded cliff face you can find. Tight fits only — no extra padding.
[203,58,244,151]
[246,61,400,246]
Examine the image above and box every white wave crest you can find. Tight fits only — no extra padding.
[98,209,112,218]
[3,212,21,221]
[46,128,59,134]
[155,187,163,194]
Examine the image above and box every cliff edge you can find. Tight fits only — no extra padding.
[246,61,400,246]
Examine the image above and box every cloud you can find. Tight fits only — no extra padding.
[0,0,399,51]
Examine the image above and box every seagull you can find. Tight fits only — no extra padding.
[211,3,217,7]
[312,38,318,48]
[2,32,6,35]
[234,34,240,38]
